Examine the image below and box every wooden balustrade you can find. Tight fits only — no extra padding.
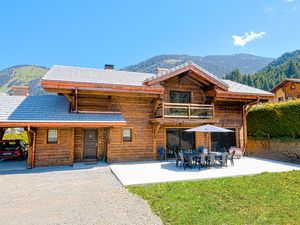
[155,102,214,119]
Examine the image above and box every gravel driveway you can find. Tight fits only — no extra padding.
[0,165,162,225]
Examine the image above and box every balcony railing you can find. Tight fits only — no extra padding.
[155,102,214,119]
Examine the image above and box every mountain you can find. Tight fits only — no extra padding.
[0,53,274,95]
[224,50,300,91]
[123,54,273,77]
[0,65,49,95]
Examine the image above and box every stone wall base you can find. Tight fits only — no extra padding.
[247,139,300,164]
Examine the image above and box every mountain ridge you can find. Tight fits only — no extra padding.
[0,53,275,95]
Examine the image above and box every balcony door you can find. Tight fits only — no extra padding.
[170,91,191,103]
[169,91,191,116]
[166,128,195,158]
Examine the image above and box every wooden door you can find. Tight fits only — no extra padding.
[84,129,98,160]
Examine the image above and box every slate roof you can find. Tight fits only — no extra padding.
[42,62,273,96]
[43,65,154,86]
[0,96,26,120]
[222,80,274,95]
[145,61,229,88]
[0,95,125,123]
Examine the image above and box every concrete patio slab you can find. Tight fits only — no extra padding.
[110,157,300,186]
[0,159,27,172]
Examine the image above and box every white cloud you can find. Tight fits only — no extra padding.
[285,0,294,2]
[232,31,266,47]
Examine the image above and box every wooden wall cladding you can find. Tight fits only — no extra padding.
[35,128,72,167]
[108,96,154,162]
[162,76,205,103]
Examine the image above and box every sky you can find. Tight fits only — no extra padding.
[0,0,299,70]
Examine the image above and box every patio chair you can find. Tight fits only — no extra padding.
[207,153,216,168]
[158,146,165,162]
[228,151,235,166]
[198,153,206,170]
[192,149,199,155]
[219,153,227,167]
[174,151,181,167]
[197,145,204,153]
[178,153,191,170]
[182,149,190,155]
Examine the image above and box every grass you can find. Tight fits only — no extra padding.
[128,171,300,225]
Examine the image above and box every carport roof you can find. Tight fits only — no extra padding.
[0,95,126,127]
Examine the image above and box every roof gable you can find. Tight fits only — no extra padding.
[143,61,229,91]
[271,78,300,93]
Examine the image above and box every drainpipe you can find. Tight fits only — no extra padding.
[242,98,260,154]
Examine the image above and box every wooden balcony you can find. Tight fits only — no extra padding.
[154,102,215,119]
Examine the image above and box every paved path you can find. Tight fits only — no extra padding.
[110,157,300,185]
[0,165,162,225]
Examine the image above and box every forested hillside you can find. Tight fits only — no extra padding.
[0,65,49,95]
[225,50,300,91]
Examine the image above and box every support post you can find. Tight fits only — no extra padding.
[242,99,260,154]
[106,127,111,163]
[70,128,75,165]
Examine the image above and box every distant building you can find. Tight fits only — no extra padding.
[271,78,300,102]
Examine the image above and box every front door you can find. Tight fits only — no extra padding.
[84,129,98,160]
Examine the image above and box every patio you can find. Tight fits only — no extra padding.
[110,157,300,185]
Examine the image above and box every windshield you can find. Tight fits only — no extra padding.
[0,142,18,150]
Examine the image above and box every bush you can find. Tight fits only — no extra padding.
[247,99,300,139]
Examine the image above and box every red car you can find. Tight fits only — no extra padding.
[0,140,28,160]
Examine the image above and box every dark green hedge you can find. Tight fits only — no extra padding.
[247,99,300,139]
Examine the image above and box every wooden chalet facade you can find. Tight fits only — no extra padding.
[271,78,300,102]
[0,62,274,168]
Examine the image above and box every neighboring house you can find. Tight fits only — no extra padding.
[0,62,274,168]
[271,78,300,102]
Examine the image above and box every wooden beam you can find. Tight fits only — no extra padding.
[0,128,5,140]
[70,128,75,165]
[153,98,161,115]
[106,127,111,163]
[41,80,164,95]
[154,124,161,138]
[242,99,260,154]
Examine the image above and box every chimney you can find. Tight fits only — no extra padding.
[11,86,29,96]
[104,64,114,70]
[156,67,169,74]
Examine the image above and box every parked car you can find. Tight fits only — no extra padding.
[0,140,28,160]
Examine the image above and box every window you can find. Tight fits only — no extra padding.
[211,128,236,151]
[170,91,191,103]
[278,97,284,102]
[47,129,58,144]
[122,128,133,142]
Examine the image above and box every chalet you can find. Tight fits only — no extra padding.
[271,78,300,102]
[0,62,274,168]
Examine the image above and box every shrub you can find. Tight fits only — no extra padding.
[247,99,300,139]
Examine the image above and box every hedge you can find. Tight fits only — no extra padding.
[247,99,300,139]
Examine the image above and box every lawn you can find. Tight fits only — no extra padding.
[128,170,300,225]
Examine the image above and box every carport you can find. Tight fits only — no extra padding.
[0,95,34,171]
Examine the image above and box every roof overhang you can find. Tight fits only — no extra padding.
[214,90,275,101]
[0,120,126,128]
[144,63,229,91]
[41,80,164,96]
